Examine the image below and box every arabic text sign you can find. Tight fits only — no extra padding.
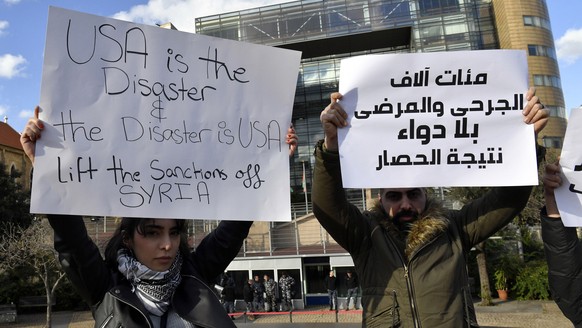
[338,50,537,188]
[556,108,582,227]
[31,7,301,221]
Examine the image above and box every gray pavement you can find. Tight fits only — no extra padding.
[475,299,573,328]
[237,324,358,327]
[1,299,575,328]
[231,300,574,328]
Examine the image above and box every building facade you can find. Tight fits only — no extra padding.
[0,119,32,191]
[491,0,567,147]
[193,0,566,307]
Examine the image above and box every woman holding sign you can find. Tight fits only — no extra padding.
[540,161,582,327]
[21,107,298,328]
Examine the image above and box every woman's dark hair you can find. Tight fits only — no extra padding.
[104,217,190,269]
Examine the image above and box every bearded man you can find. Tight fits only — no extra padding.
[312,89,548,327]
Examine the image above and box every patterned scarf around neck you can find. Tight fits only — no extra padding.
[117,248,183,316]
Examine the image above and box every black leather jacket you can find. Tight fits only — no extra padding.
[541,209,582,328]
[48,215,251,328]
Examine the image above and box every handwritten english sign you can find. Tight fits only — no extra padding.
[337,50,538,188]
[31,7,301,221]
[555,108,582,227]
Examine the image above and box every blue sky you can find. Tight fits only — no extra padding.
[1,0,581,134]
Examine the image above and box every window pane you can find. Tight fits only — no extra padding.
[305,264,329,293]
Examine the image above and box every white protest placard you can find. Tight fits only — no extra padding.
[337,50,537,188]
[555,108,582,227]
[31,7,301,221]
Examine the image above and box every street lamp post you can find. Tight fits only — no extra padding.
[90,217,101,243]
[302,160,308,214]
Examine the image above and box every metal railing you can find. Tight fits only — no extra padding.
[239,195,367,257]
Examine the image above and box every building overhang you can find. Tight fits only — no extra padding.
[276,26,412,59]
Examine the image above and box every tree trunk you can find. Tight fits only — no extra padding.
[46,297,52,328]
[476,241,493,306]
[47,271,66,328]
[45,266,52,328]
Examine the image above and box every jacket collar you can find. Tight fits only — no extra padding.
[370,198,449,259]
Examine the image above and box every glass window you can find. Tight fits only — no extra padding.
[533,75,544,86]
[220,27,239,40]
[345,3,368,27]
[9,164,19,183]
[302,64,320,86]
[421,24,444,42]
[523,15,551,30]
[547,47,557,59]
[304,264,329,293]
[444,23,468,35]
[533,74,561,88]
[327,5,347,31]
[545,75,561,88]
[528,44,557,60]
[542,136,562,149]
[541,17,551,29]
[375,1,412,26]
[419,0,460,17]
[546,105,566,118]
[285,12,322,37]
[244,18,271,42]
[318,62,336,83]
[554,76,562,88]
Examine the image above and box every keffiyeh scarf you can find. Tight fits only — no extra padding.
[117,249,183,316]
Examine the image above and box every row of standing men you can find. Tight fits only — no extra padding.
[218,270,361,313]
[219,271,297,313]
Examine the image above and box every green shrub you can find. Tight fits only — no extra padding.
[0,271,20,304]
[0,266,43,304]
[493,268,508,291]
[512,260,550,300]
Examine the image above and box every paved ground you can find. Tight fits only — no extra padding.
[1,299,574,328]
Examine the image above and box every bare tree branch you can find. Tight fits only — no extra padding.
[0,219,66,328]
